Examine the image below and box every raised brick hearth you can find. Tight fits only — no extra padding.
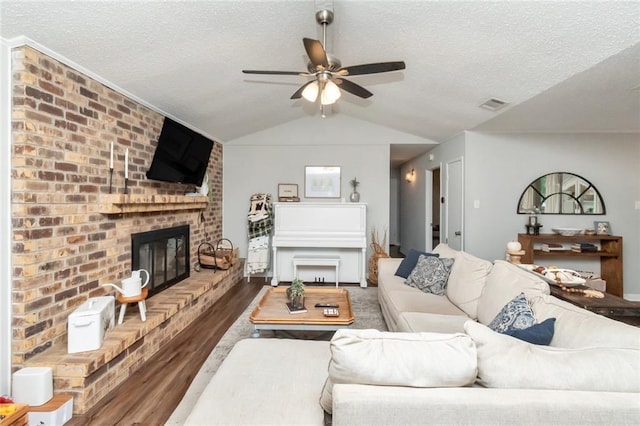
[26,263,243,414]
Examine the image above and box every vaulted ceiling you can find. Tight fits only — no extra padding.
[2,0,639,152]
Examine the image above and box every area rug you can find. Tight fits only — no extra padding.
[165,285,387,425]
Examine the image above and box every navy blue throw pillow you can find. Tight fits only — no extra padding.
[504,318,556,346]
[394,249,440,279]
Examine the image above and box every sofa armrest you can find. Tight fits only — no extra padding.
[332,385,640,426]
[377,257,402,278]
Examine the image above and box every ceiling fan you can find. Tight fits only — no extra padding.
[242,9,406,112]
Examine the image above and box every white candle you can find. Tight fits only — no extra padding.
[109,142,114,169]
[125,148,129,179]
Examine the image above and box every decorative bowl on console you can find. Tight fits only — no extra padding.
[551,228,583,236]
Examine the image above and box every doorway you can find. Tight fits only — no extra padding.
[445,157,464,250]
[431,168,441,249]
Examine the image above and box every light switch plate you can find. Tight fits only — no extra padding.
[635,201,640,210]
[473,200,480,209]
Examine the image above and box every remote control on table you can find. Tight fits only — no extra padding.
[323,308,339,317]
[315,303,339,308]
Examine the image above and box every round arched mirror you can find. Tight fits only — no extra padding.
[517,172,605,214]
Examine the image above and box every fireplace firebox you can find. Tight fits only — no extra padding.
[131,225,190,297]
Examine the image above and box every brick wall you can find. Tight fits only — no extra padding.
[10,45,223,367]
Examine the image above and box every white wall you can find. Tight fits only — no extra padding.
[1,38,12,395]
[464,132,640,300]
[223,114,432,279]
[398,131,640,299]
[389,168,400,246]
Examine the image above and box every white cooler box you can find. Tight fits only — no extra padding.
[67,296,114,354]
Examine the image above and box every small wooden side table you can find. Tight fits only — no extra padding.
[116,288,148,324]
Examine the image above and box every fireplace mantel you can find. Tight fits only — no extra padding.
[99,194,208,214]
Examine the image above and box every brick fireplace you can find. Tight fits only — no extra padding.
[10,45,232,413]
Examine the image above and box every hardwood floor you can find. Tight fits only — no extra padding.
[68,278,265,425]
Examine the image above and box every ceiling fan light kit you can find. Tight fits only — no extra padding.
[321,80,341,105]
[302,82,319,102]
[242,9,405,114]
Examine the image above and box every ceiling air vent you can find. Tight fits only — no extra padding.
[479,98,509,111]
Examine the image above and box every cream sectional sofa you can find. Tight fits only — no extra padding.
[378,243,547,333]
[184,244,640,425]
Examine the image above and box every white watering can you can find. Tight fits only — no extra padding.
[102,269,150,297]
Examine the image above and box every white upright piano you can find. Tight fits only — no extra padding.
[271,202,367,287]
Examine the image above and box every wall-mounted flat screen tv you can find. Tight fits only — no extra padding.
[146,118,214,186]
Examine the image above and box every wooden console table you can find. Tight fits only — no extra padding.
[518,233,623,297]
[549,285,640,326]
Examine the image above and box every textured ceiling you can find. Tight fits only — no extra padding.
[1,0,639,156]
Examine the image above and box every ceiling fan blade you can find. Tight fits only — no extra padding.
[338,61,406,76]
[243,70,309,76]
[303,38,329,68]
[334,78,373,99]
[290,80,316,100]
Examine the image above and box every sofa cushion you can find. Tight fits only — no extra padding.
[397,311,470,333]
[477,260,549,326]
[433,244,492,320]
[504,318,555,345]
[394,249,439,278]
[185,338,330,425]
[530,294,640,349]
[320,329,477,413]
[385,289,467,317]
[487,292,535,333]
[464,321,640,392]
[405,255,454,295]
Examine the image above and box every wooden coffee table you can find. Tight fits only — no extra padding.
[249,287,354,337]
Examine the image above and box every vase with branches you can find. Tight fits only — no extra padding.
[368,227,389,284]
[349,177,360,202]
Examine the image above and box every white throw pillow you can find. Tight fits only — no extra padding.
[464,320,640,392]
[320,329,477,413]
[433,244,492,319]
[476,260,549,326]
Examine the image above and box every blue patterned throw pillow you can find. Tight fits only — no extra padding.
[404,255,454,295]
[488,292,535,333]
[504,318,556,345]
[394,249,440,278]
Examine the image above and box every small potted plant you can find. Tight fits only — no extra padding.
[349,177,360,202]
[287,277,305,309]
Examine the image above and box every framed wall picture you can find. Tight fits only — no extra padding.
[594,221,611,235]
[304,166,341,198]
[278,183,299,202]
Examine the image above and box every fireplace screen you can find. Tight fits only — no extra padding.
[131,225,190,297]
